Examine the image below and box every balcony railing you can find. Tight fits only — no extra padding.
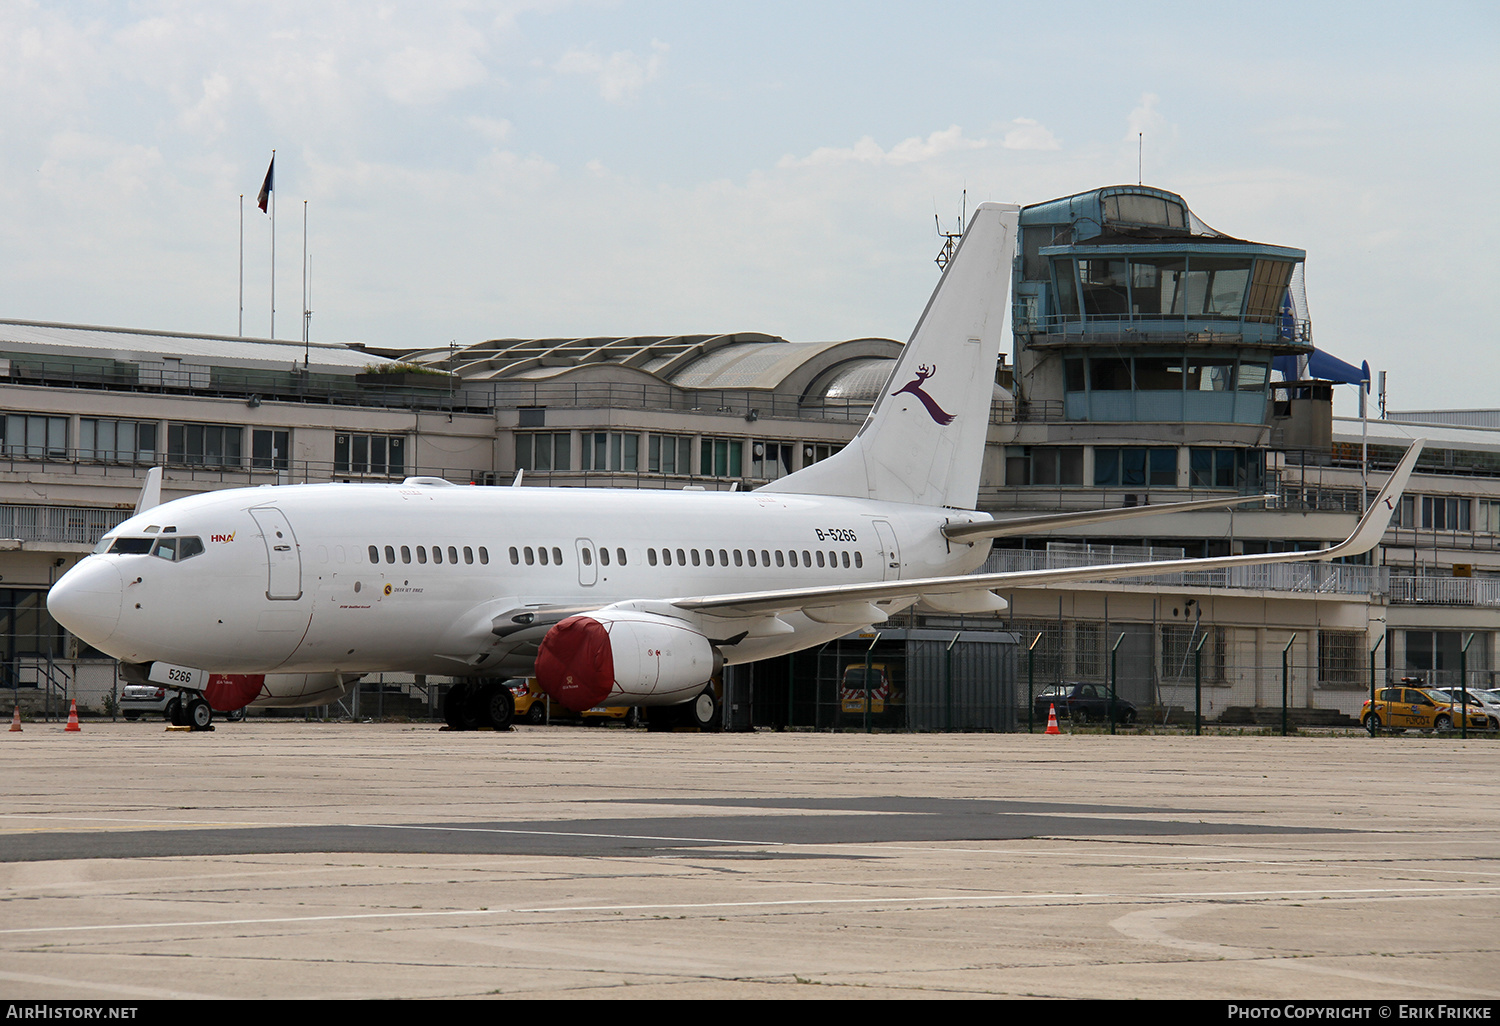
[0,505,132,545]
[1018,312,1312,351]
[1388,575,1500,607]
[0,450,480,492]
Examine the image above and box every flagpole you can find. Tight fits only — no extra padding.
[270,150,276,340]
[238,194,244,336]
[302,200,311,366]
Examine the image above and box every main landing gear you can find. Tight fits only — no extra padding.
[443,679,515,731]
[644,683,723,733]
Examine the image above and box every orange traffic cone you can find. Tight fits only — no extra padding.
[64,700,81,732]
[1045,703,1060,735]
[8,707,20,732]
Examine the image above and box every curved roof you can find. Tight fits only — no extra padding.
[810,358,900,403]
[0,318,387,374]
[400,332,906,399]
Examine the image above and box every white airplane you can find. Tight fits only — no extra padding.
[46,203,1422,731]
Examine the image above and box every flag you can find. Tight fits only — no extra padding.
[256,155,274,213]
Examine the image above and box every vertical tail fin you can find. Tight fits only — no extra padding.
[134,467,163,514]
[763,202,1018,508]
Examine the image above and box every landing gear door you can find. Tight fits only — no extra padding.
[250,506,303,600]
[873,520,900,581]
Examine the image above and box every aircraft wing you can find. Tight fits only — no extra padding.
[673,440,1423,623]
[942,493,1277,541]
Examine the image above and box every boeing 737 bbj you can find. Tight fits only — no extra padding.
[47,203,1422,731]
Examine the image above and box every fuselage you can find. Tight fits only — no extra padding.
[48,479,993,678]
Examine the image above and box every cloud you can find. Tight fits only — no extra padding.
[466,115,514,144]
[379,39,490,106]
[1001,117,1060,151]
[178,73,233,139]
[777,125,986,169]
[1126,92,1167,142]
[554,39,668,104]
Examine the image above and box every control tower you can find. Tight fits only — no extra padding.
[998,186,1311,538]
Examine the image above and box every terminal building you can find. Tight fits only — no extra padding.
[2,185,1493,726]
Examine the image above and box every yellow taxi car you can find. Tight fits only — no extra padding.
[511,679,637,725]
[1361,685,1491,733]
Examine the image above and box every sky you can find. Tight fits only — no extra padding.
[1,0,1496,412]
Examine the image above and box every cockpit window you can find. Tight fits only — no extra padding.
[108,538,154,555]
[150,537,204,561]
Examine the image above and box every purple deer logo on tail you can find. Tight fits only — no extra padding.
[891,364,955,425]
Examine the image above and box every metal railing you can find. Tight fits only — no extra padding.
[0,355,495,413]
[14,657,72,721]
[1,353,1078,427]
[0,449,482,491]
[1018,312,1312,346]
[1388,575,1500,607]
[0,505,132,545]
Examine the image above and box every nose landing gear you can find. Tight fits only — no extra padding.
[168,694,216,731]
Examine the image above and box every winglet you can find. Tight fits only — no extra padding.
[133,467,163,515]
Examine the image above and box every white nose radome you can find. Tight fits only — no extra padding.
[47,559,124,650]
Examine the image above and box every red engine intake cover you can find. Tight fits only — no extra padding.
[202,673,265,712]
[535,615,615,712]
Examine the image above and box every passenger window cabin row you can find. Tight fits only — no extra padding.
[647,547,862,570]
[363,542,866,572]
[368,544,489,566]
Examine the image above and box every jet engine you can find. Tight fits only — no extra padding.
[535,611,721,712]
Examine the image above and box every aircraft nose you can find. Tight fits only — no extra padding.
[47,559,123,648]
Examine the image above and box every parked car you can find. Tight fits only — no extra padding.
[118,684,245,722]
[1032,682,1137,725]
[511,678,637,725]
[1361,686,1489,733]
[1427,689,1500,729]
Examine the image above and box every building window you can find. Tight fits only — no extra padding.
[751,440,793,480]
[80,419,156,464]
[0,588,66,659]
[169,423,243,468]
[1007,446,1084,486]
[2,414,67,460]
[1073,622,1105,679]
[335,433,404,476]
[700,437,743,478]
[1420,496,1470,531]
[252,429,289,471]
[1079,259,1129,318]
[1317,630,1365,686]
[1404,631,1491,677]
[1161,625,1226,682]
[803,443,842,466]
[648,434,692,475]
[1188,448,1264,493]
[1095,447,1176,488]
[580,432,638,472]
[516,432,570,473]
[1477,499,1500,534]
